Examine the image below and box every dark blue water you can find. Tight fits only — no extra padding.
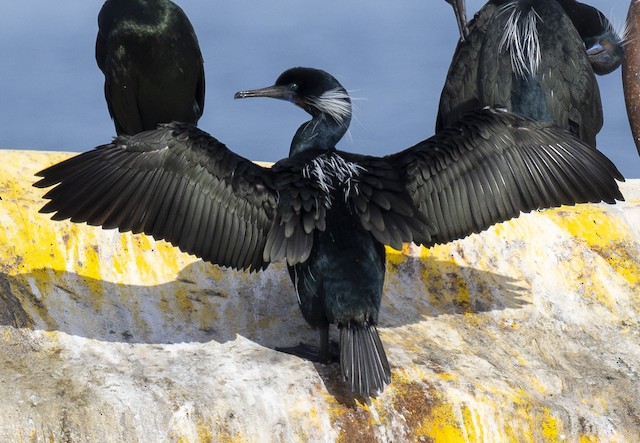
[1,0,637,177]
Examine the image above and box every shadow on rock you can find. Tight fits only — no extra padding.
[381,254,528,327]
[0,253,528,401]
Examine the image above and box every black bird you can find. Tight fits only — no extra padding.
[437,0,624,148]
[96,0,205,135]
[559,0,625,75]
[35,67,623,397]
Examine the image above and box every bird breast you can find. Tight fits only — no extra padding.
[302,153,365,209]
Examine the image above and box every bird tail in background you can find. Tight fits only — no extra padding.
[339,322,391,397]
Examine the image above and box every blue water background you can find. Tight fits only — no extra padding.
[1,0,637,177]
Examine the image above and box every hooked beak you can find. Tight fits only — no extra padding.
[586,41,620,75]
[234,85,297,103]
[586,42,606,57]
[448,0,468,42]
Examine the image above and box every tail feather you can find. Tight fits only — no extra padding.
[340,322,390,396]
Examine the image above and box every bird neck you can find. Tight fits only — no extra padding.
[497,0,542,78]
[289,113,350,157]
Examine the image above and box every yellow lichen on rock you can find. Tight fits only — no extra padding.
[0,150,639,442]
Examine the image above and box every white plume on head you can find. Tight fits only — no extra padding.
[609,9,632,47]
[305,88,352,127]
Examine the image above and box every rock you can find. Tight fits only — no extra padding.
[0,150,638,442]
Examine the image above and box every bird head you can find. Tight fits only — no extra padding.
[558,0,624,75]
[235,67,352,155]
[235,67,352,128]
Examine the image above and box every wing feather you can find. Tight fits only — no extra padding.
[388,108,623,246]
[35,122,278,271]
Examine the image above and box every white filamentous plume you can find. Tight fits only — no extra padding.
[343,91,366,144]
[305,88,351,127]
[610,9,632,47]
[302,153,365,208]
[498,2,542,77]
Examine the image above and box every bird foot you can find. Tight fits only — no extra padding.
[276,341,339,363]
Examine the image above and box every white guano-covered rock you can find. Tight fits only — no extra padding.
[0,150,639,442]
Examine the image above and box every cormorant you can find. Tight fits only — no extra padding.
[35,67,624,397]
[437,0,624,148]
[96,0,205,135]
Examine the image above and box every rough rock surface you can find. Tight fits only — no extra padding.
[0,150,638,442]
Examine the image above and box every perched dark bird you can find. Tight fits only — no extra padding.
[437,0,624,148]
[96,0,205,135]
[35,67,624,397]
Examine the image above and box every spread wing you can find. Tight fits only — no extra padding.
[34,111,623,269]
[260,156,330,266]
[389,107,623,246]
[35,123,278,271]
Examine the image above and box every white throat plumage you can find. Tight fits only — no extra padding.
[305,88,351,127]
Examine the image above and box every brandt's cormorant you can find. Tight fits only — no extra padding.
[437,0,624,148]
[96,0,205,135]
[35,67,623,397]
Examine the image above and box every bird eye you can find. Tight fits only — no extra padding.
[289,83,298,91]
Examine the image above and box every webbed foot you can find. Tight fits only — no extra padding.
[276,340,339,363]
